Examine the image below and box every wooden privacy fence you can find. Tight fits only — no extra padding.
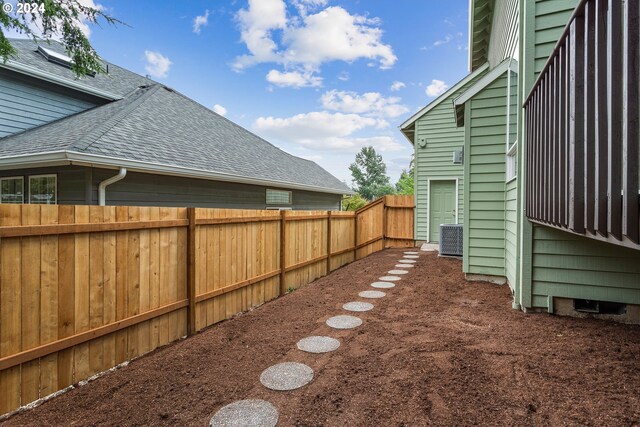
[0,195,414,414]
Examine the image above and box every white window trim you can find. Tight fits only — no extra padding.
[266,207,292,211]
[28,174,57,205]
[0,176,24,204]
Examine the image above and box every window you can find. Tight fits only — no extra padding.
[29,175,57,204]
[266,189,292,205]
[0,177,24,204]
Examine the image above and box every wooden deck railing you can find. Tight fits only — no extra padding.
[524,0,639,249]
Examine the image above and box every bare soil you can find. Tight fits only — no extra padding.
[3,249,640,427]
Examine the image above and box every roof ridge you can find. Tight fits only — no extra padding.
[72,84,161,152]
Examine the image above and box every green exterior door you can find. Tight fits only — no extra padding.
[429,180,456,242]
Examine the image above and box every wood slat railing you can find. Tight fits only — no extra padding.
[524,0,639,249]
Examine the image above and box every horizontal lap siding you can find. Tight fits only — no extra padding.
[525,0,640,309]
[414,72,487,241]
[488,0,520,68]
[532,225,640,305]
[95,170,341,210]
[505,179,517,287]
[0,72,96,137]
[465,74,508,276]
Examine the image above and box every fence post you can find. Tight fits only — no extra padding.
[279,209,287,295]
[326,210,332,274]
[354,211,358,260]
[383,196,388,248]
[186,207,196,335]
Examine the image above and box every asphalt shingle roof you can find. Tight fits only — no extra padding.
[0,40,351,195]
[6,38,153,97]
[0,84,351,194]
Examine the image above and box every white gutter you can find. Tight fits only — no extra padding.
[1,60,122,101]
[0,151,354,196]
[98,167,127,206]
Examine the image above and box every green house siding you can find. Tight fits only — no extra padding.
[414,72,487,242]
[463,73,508,277]
[531,226,640,308]
[518,0,640,310]
[487,0,520,68]
[505,179,517,287]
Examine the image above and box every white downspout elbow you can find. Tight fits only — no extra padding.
[98,167,127,206]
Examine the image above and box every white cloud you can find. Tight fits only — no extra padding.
[212,104,227,116]
[426,79,449,97]
[193,10,210,34]
[233,2,396,83]
[291,0,328,16]
[266,69,322,88]
[254,111,403,153]
[281,7,396,69]
[144,50,172,78]
[433,34,453,47]
[234,0,287,70]
[320,90,409,118]
[338,71,350,81]
[390,81,405,91]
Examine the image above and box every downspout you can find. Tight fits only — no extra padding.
[98,167,127,206]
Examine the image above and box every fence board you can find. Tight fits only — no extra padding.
[0,196,413,415]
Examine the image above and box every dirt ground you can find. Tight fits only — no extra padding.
[3,249,640,427]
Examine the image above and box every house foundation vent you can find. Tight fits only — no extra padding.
[439,224,463,257]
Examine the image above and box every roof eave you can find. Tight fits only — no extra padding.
[0,151,354,196]
[0,59,122,101]
[399,63,490,131]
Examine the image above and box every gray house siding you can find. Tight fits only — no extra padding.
[0,166,342,210]
[0,70,101,137]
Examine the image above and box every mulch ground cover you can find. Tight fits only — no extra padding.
[3,249,640,426]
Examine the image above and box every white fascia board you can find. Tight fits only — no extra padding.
[468,0,475,72]
[0,151,353,196]
[399,63,489,133]
[454,59,518,107]
[1,60,122,101]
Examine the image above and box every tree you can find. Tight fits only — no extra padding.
[341,193,367,211]
[0,0,121,76]
[349,146,395,201]
[395,155,414,195]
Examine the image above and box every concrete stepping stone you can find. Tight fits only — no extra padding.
[358,290,386,299]
[343,301,374,312]
[297,336,341,353]
[398,259,416,264]
[388,270,408,275]
[260,362,314,391]
[371,281,395,289]
[326,315,362,329]
[379,275,401,281]
[403,255,419,259]
[209,399,278,427]
[404,251,419,255]
[395,264,413,268]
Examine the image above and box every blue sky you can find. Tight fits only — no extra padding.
[43,0,470,185]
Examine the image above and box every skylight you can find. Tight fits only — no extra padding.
[38,46,73,68]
